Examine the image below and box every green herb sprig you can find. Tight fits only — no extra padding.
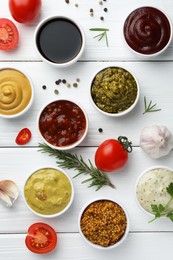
[149,182,173,223]
[38,143,115,191]
[89,28,109,47]
[143,96,162,114]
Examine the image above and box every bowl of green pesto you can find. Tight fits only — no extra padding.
[90,66,139,116]
[23,166,74,218]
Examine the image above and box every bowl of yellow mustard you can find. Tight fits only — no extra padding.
[0,68,34,118]
[90,66,139,117]
[23,166,74,218]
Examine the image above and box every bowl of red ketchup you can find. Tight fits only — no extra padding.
[123,6,172,57]
[38,99,88,150]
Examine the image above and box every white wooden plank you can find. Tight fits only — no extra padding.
[0,61,173,147]
[0,232,172,260]
[0,0,172,61]
[0,147,173,233]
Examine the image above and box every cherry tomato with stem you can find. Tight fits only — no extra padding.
[9,0,42,23]
[25,222,57,254]
[15,128,32,145]
[0,18,19,50]
[95,136,132,172]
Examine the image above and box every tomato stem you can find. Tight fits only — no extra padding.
[118,136,132,153]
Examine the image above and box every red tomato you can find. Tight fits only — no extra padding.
[0,18,19,50]
[95,137,132,172]
[25,223,57,254]
[15,128,32,145]
[9,0,42,23]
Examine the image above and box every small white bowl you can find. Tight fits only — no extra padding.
[123,6,173,57]
[34,15,85,68]
[23,166,74,218]
[90,66,139,117]
[135,165,173,216]
[0,68,34,119]
[37,99,88,150]
[78,198,129,250]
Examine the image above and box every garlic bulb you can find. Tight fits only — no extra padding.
[0,180,19,207]
[140,125,173,159]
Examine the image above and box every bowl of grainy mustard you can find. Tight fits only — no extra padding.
[90,66,139,117]
[78,198,129,249]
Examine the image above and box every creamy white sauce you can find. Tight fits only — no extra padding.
[136,168,173,214]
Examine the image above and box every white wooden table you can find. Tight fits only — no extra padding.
[1,0,173,259]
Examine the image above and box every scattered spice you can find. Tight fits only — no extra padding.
[66,83,71,88]
[54,89,59,95]
[98,128,103,133]
[76,78,80,82]
[73,83,78,87]
[100,16,104,21]
[104,8,108,12]
[99,0,103,5]
[65,0,70,3]
[80,200,127,247]
[62,79,67,84]
[75,3,79,7]
[89,8,94,17]
[42,85,46,90]
[55,79,61,85]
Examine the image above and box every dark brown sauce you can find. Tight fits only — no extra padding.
[36,18,82,63]
[124,7,171,55]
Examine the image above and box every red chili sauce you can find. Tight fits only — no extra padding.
[124,7,171,55]
[39,100,86,147]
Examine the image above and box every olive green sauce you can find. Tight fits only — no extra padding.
[91,67,138,114]
[24,168,72,215]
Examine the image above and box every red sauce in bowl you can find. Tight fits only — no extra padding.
[124,7,171,55]
[39,100,87,148]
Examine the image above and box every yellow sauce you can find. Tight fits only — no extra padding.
[24,168,72,215]
[0,68,32,116]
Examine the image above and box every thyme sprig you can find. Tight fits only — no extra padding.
[149,182,173,223]
[143,96,162,114]
[38,143,115,191]
[89,28,109,47]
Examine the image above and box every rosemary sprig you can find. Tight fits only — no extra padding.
[38,143,115,191]
[89,28,109,47]
[143,96,162,114]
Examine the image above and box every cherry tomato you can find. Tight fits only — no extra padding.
[95,137,132,172]
[0,18,19,50]
[15,128,32,145]
[25,222,57,254]
[9,0,42,23]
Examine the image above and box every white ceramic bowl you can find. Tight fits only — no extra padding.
[78,197,129,250]
[37,99,88,150]
[135,165,173,216]
[123,6,173,58]
[0,68,34,119]
[23,166,74,218]
[34,15,85,68]
[90,66,139,117]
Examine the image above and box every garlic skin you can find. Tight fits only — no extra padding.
[0,180,19,207]
[140,125,173,159]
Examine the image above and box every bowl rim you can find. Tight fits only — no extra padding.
[0,67,34,119]
[37,98,88,150]
[78,197,130,250]
[23,165,74,218]
[135,165,173,216]
[122,6,173,57]
[90,65,140,117]
[34,15,85,68]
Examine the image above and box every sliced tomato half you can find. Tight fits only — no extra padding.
[0,18,19,50]
[25,223,57,254]
[15,128,31,145]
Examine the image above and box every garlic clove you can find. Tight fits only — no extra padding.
[0,180,19,207]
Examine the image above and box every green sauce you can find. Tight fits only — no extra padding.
[91,67,138,114]
[24,168,72,215]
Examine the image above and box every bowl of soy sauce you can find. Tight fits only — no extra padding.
[34,16,85,68]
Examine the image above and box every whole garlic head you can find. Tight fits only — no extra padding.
[140,125,173,158]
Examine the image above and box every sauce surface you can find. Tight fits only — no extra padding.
[39,100,86,147]
[136,168,173,214]
[124,7,171,55]
[0,68,32,116]
[36,18,82,63]
[24,168,72,215]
